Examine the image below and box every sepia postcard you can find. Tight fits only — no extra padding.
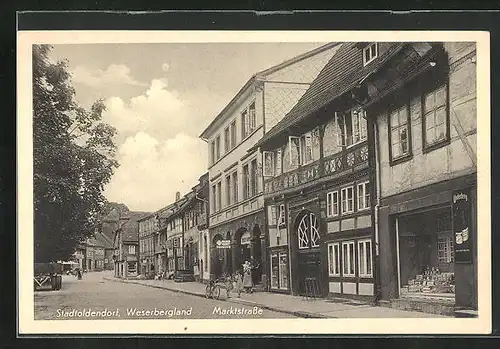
[17,29,491,335]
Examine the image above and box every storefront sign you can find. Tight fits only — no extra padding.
[216,239,231,249]
[241,231,251,245]
[453,188,473,263]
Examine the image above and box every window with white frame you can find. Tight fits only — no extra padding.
[341,186,354,214]
[224,127,230,154]
[230,120,237,149]
[231,171,238,203]
[327,242,341,276]
[268,205,277,225]
[278,204,286,227]
[300,133,313,164]
[389,105,411,160]
[363,43,378,66]
[357,181,370,210]
[263,151,274,177]
[210,141,216,165]
[423,84,448,149]
[275,148,282,176]
[243,164,250,199]
[216,181,222,211]
[128,245,136,255]
[225,175,232,206]
[215,135,221,161]
[342,241,356,277]
[289,136,301,166]
[335,109,367,148]
[326,191,339,217]
[358,239,373,277]
[242,102,257,138]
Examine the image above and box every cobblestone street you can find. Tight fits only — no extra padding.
[34,271,295,320]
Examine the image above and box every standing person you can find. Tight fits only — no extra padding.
[233,270,243,298]
[243,260,253,293]
[224,272,233,299]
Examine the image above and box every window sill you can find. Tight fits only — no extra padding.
[422,138,450,154]
[390,153,413,167]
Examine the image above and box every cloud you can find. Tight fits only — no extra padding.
[72,64,147,87]
[102,78,194,142]
[104,132,207,212]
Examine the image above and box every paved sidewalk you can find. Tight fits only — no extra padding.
[103,275,447,318]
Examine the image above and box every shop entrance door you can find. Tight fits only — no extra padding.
[295,211,323,296]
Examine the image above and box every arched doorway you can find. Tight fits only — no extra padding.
[295,210,322,295]
[212,234,224,278]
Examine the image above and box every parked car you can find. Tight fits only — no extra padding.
[173,269,195,282]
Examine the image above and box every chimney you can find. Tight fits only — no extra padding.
[175,191,181,202]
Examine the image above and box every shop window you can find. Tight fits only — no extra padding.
[363,43,378,66]
[357,181,370,211]
[270,252,289,290]
[326,191,339,217]
[437,236,454,263]
[127,262,136,274]
[358,239,373,277]
[335,109,367,148]
[297,212,320,249]
[327,242,340,276]
[341,186,354,214]
[423,84,449,151]
[389,104,412,163]
[342,241,356,277]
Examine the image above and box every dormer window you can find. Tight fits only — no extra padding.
[363,43,378,66]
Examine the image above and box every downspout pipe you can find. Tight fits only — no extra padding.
[373,118,382,305]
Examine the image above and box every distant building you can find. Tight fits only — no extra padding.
[113,211,150,278]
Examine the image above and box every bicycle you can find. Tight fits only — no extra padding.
[205,278,224,299]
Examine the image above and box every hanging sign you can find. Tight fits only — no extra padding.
[240,231,251,245]
[452,188,473,263]
[216,239,231,249]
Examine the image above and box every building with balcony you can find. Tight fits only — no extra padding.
[199,43,341,286]
[253,42,382,299]
[356,42,478,315]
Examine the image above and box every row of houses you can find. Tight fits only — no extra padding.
[195,41,477,315]
[84,41,477,316]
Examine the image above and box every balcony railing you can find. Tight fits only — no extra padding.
[264,143,369,196]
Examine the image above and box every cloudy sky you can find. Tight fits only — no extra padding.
[50,42,327,212]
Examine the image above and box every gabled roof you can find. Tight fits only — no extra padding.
[94,232,113,249]
[252,42,406,150]
[119,211,151,242]
[199,42,341,140]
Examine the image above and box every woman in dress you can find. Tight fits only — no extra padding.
[233,270,244,298]
[242,260,253,293]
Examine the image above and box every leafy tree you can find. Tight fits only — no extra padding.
[33,44,119,262]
